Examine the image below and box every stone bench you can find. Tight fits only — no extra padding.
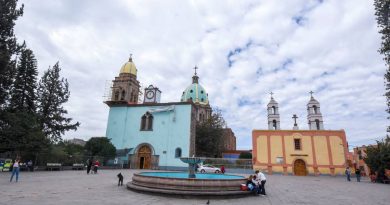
[72,163,84,170]
[46,163,62,171]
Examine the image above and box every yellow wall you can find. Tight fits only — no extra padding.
[318,167,331,174]
[252,130,347,176]
[270,135,283,164]
[256,136,268,163]
[314,136,329,165]
[284,134,313,165]
[330,136,345,166]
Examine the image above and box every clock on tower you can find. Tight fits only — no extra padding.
[143,85,161,104]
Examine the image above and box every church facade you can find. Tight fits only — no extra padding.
[252,94,349,176]
[104,57,223,170]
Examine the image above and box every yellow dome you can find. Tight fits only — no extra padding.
[120,57,137,76]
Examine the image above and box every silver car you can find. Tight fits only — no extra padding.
[197,164,221,173]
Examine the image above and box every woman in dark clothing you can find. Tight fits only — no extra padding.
[86,159,93,174]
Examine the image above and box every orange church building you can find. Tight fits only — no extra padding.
[252,93,349,176]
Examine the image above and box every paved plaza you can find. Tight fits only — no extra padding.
[0,169,389,205]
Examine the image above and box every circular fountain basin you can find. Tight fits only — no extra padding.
[127,172,250,196]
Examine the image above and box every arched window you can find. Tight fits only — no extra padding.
[121,90,126,100]
[272,120,277,130]
[114,91,119,101]
[175,148,182,158]
[315,119,320,130]
[313,105,318,114]
[140,115,147,130]
[130,91,134,102]
[272,106,276,114]
[147,114,153,130]
[140,112,153,131]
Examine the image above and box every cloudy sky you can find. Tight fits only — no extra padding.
[14,0,387,149]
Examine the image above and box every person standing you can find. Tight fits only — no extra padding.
[256,170,267,195]
[93,160,100,174]
[10,159,20,182]
[27,160,33,172]
[220,165,225,174]
[86,159,92,174]
[345,167,351,181]
[355,168,361,182]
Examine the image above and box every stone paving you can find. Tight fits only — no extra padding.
[0,169,389,205]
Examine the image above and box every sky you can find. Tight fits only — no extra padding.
[14,0,387,150]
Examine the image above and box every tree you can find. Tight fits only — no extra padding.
[0,48,45,155]
[0,111,49,155]
[37,62,80,142]
[0,0,24,107]
[9,48,38,112]
[195,109,226,158]
[84,137,116,159]
[374,1,390,132]
[364,136,390,182]
[239,152,252,159]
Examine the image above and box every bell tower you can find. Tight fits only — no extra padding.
[307,91,324,130]
[267,92,280,130]
[109,55,140,104]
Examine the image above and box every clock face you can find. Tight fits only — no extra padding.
[146,91,155,99]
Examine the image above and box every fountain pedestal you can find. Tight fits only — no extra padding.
[180,157,205,178]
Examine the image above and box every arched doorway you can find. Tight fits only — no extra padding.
[137,145,151,169]
[294,159,307,176]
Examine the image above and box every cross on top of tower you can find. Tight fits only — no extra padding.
[194,66,198,76]
[292,114,298,126]
[270,91,274,98]
[129,53,133,62]
[309,90,314,97]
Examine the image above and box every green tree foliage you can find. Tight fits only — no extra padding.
[374,0,390,131]
[10,48,38,112]
[239,152,252,159]
[0,48,47,155]
[0,0,24,107]
[195,109,226,158]
[364,136,390,181]
[61,140,84,156]
[0,111,49,155]
[84,137,116,159]
[37,62,80,142]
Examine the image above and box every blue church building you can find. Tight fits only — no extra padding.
[105,57,211,170]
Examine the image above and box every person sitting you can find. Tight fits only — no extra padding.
[246,175,260,195]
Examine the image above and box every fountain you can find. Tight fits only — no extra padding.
[127,156,250,196]
[179,156,204,178]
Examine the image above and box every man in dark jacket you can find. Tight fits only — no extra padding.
[355,169,361,182]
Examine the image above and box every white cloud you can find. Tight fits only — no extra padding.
[14,0,387,149]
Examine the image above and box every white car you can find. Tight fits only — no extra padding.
[197,164,221,173]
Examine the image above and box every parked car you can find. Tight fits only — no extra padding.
[1,159,12,172]
[197,164,221,173]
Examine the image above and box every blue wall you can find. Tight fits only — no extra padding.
[105,104,192,168]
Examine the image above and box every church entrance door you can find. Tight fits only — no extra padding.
[137,145,151,169]
[294,159,307,176]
